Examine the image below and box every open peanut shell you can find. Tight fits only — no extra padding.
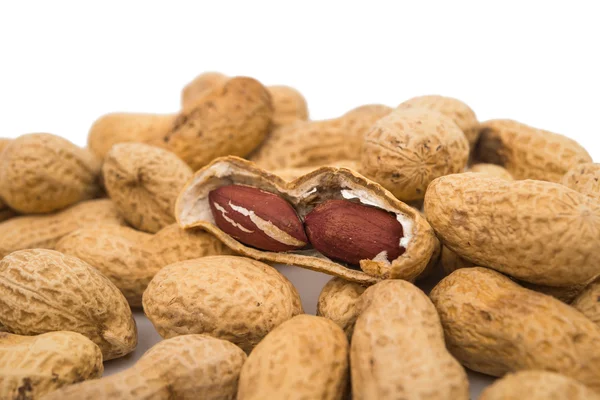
[175,156,437,284]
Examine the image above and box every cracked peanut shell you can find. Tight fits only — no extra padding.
[175,156,437,284]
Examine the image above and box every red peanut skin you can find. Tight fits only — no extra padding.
[305,199,405,266]
[209,185,307,252]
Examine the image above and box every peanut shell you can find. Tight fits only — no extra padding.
[43,334,246,400]
[360,108,469,201]
[352,280,469,399]
[0,138,10,152]
[572,277,600,328]
[430,267,600,390]
[273,160,358,182]
[56,224,232,307]
[176,156,437,284]
[475,119,592,182]
[425,173,600,286]
[317,277,367,340]
[480,370,600,400]
[237,314,348,400]
[103,143,193,233]
[143,255,303,353]
[0,249,137,360]
[181,72,228,108]
[561,162,600,201]
[0,199,126,258]
[0,331,103,400]
[0,133,102,214]
[467,163,513,180]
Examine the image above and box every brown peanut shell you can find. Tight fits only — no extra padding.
[561,162,600,201]
[475,119,592,182]
[176,156,437,284]
[467,163,514,180]
[572,277,600,328]
[316,277,367,340]
[181,72,229,108]
[272,160,359,182]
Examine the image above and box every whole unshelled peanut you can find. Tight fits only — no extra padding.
[0,133,102,214]
[0,331,103,400]
[143,256,303,353]
[352,280,469,400]
[317,277,367,340]
[0,249,137,360]
[0,199,126,258]
[475,119,592,182]
[572,277,600,328]
[42,334,246,400]
[237,315,348,400]
[56,223,232,307]
[103,143,193,233]
[561,162,600,201]
[479,370,600,400]
[467,163,514,180]
[430,267,600,391]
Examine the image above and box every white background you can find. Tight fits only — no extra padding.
[1,1,599,398]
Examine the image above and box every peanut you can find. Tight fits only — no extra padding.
[237,314,348,400]
[0,331,103,399]
[397,94,479,147]
[42,334,246,400]
[0,133,102,214]
[572,277,600,328]
[143,255,303,353]
[360,108,469,201]
[0,138,10,152]
[272,159,359,182]
[430,267,600,390]
[0,249,137,360]
[561,162,600,201]
[316,277,366,340]
[425,173,600,286]
[475,119,592,182]
[56,223,232,307]
[480,370,600,400]
[181,71,228,107]
[467,163,513,180]
[352,280,469,400]
[0,199,126,258]
[103,143,193,233]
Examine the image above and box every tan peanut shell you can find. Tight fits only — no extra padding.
[475,119,592,182]
[0,199,126,258]
[181,72,229,108]
[272,160,358,182]
[176,156,437,284]
[43,334,246,400]
[317,277,367,340]
[0,138,10,152]
[467,163,513,180]
[425,173,600,286]
[479,370,600,400]
[87,112,177,159]
[151,76,273,170]
[352,280,469,400]
[0,133,102,214]
[572,277,600,328]
[103,143,193,233]
[250,104,392,170]
[143,255,303,353]
[237,314,348,400]
[56,223,232,307]
[430,267,600,390]
[0,249,137,360]
[0,331,103,400]
[360,108,469,201]
[397,94,479,147]
[561,162,600,201]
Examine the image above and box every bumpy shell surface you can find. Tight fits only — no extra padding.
[272,160,359,182]
[467,163,513,180]
[0,133,101,214]
[352,280,469,400]
[480,370,600,400]
[250,104,391,170]
[153,77,273,170]
[237,315,348,400]
[143,256,302,353]
[475,119,592,182]
[103,143,193,233]
[360,108,469,201]
[425,173,600,286]
[430,267,600,390]
[0,249,137,360]
[43,334,246,400]
[181,72,229,108]
[56,224,232,307]
[561,162,600,201]
[0,331,103,400]
[572,277,600,328]
[0,138,10,152]
[87,112,177,159]
[0,199,126,258]
[397,95,479,147]
[176,156,437,284]
[267,85,309,126]
[317,277,367,340]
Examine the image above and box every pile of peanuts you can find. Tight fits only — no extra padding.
[0,72,599,400]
